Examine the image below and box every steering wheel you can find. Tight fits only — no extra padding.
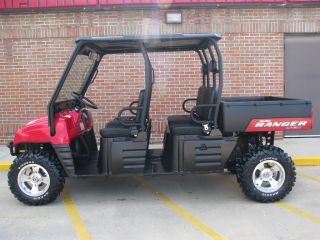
[71,92,98,109]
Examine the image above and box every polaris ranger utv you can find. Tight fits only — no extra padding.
[7,34,313,205]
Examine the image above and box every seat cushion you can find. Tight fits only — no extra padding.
[170,123,203,135]
[167,115,191,126]
[105,117,136,128]
[100,126,132,138]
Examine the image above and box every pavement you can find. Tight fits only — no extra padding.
[275,138,320,156]
[0,138,319,240]
[0,145,14,163]
[0,167,320,240]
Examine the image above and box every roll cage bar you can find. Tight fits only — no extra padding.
[48,34,223,136]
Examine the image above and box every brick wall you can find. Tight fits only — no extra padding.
[0,8,320,143]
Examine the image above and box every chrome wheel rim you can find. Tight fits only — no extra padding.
[252,160,285,193]
[17,164,50,197]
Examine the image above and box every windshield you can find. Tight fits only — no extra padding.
[56,54,96,102]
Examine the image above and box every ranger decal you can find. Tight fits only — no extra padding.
[245,118,313,132]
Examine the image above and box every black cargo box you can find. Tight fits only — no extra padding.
[219,96,312,132]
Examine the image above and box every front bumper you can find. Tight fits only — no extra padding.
[6,141,15,156]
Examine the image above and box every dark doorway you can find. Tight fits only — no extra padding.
[284,34,320,137]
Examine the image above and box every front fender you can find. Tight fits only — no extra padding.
[12,110,93,146]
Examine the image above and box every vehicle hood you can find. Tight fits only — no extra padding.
[23,115,49,131]
[13,115,51,145]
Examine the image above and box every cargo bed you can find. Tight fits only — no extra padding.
[219,96,312,132]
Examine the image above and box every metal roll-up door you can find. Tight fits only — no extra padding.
[284,34,320,137]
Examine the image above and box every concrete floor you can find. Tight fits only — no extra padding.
[275,138,320,156]
[0,145,14,163]
[0,166,319,240]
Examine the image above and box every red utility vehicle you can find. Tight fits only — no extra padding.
[7,34,312,205]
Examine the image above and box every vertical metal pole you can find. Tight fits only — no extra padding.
[211,40,223,129]
[196,50,206,86]
[139,44,152,131]
[208,47,217,89]
[202,49,210,88]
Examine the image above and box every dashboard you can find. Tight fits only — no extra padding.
[54,99,78,113]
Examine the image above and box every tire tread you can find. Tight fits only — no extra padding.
[238,146,296,203]
[8,151,65,206]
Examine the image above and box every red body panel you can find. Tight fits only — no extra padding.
[245,117,313,132]
[13,110,93,146]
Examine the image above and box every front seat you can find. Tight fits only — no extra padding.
[100,89,147,138]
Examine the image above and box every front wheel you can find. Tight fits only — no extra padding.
[238,146,296,203]
[8,151,65,205]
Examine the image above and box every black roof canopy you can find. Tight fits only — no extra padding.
[75,33,222,54]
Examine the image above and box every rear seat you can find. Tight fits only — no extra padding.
[168,87,216,135]
[167,86,208,126]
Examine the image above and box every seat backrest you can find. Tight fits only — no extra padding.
[135,90,145,123]
[138,66,154,131]
[195,86,207,117]
[207,87,217,120]
[197,87,216,121]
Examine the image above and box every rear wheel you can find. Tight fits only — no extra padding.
[238,146,296,203]
[8,151,65,205]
